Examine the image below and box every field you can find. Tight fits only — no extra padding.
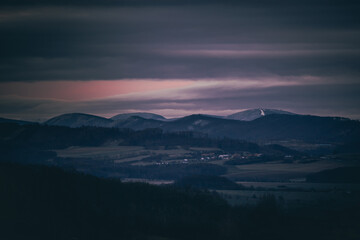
[56,145,360,180]
[55,145,360,206]
[56,146,207,165]
[224,159,359,181]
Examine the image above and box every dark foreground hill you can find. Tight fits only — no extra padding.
[0,162,227,240]
[1,162,360,240]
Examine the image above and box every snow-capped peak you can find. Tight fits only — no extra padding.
[226,108,296,121]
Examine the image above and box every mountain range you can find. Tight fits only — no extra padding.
[45,108,294,125]
[41,109,359,144]
[2,109,359,144]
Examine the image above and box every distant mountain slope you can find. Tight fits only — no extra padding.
[233,114,358,142]
[112,116,163,130]
[0,117,34,125]
[45,113,113,128]
[226,108,295,121]
[114,114,360,143]
[161,114,234,133]
[111,112,166,121]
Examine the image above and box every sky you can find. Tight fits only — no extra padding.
[0,0,360,121]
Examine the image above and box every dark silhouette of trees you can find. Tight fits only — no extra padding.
[1,162,360,240]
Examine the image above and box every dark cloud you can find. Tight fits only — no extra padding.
[0,0,359,7]
[0,2,359,81]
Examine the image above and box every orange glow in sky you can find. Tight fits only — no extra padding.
[0,80,193,101]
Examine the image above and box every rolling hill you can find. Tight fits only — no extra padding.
[44,113,113,128]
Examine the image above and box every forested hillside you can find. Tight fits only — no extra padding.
[1,162,360,240]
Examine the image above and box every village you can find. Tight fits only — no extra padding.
[149,151,291,166]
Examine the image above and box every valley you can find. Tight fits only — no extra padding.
[53,144,360,208]
[1,110,360,239]
[54,145,358,182]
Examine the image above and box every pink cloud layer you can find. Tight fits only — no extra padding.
[0,80,193,101]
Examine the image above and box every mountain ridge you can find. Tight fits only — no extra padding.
[0,117,35,125]
[111,112,166,121]
[226,108,296,121]
[35,110,360,144]
[44,113,112,128]
[44,108,298,126]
